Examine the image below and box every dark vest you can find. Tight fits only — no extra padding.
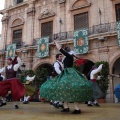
[0,76,3,81]
[52,61,63,77]
[6,65,16,79]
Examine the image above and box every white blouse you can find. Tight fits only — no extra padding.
[90,64,103,79]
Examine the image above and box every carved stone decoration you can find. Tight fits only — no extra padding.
[38,9,55,20]
[10,17,24,28]
[27,7,36,16]
[58,0,66,4]
[70,0,91,11]
[12,19,23,27]
[2,16,9,24]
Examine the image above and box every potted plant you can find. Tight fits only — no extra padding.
[95,61,109,103]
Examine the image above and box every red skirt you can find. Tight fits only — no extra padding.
[0,78,26,101]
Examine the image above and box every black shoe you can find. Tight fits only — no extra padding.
[87,104,93,107]
[85,101,88,104]
[59,104,64,109]
[50,102,53,105]
[0,102,7,107]
[23,101,29,104]
[71,109,81,114]
[53,103,59,109]
[61,108,70,112]
[94,103,100,107]
[15,105,19,109]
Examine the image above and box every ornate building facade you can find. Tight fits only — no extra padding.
[0,0,120,102]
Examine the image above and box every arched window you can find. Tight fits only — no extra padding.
[11,18,24,49]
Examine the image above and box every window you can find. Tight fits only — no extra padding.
[16,0,23,4]
[115,3,120,21]
[12,29,22,49]
[41,21,53,37]
[41,21,53,42]
[74,12,89,30]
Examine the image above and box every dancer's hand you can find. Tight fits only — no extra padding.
[54,40,61,50]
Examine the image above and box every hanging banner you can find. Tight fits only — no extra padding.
[116,21,120,47]
[74,29,89,54]
[37,37,49,58]
[6,44,16,59]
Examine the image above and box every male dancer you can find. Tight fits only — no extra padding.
[52,53,64,108]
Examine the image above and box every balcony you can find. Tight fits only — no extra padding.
[89,22,116,36]
[33,22,117,46]
[5,40,24,51]
[4,22,117,51]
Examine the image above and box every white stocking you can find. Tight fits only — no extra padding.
[88,101,91,104]
[94,100,98,104]
[64,102,69,109]
[74,102,80,110]
[26,96,30,101]
[2,97,6,103]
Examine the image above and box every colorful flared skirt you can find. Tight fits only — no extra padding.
[25,84,35,96]
[40,68,93,102]
[90,82,105,100]
[0,78,26,101]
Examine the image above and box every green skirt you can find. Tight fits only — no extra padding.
[40,68,93,102]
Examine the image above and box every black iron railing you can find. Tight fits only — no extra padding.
[33,22,117,46]
[5,40,24,51]
[5,22,117,49]
[88,22,116,35]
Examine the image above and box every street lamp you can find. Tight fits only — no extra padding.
[59,18,62,40]
[21,63,26,71]
[99,8,102,25]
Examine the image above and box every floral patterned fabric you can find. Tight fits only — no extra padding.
[40,68,93,102]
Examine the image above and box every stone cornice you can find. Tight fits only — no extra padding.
[70,3,91,11]
[6,1,28,11]
[98,48,109,53]
[88,31,117,40]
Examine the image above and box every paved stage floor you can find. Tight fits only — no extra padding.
[0,102,120,120]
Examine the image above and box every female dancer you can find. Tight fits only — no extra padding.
[40,41,92,114]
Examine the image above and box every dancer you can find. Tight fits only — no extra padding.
[87,64,104,107]
[52,53,64,109]
[40,41,92,114]
[0,56,25,109]
[23,73,36,104]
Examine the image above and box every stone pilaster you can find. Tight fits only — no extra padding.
[26,2,35,45]
[0,12,9,50]
[58,0,66,32]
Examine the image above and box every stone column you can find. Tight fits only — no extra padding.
[26,1,35,45]
[0,12,9,50]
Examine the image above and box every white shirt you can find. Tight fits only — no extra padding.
[68,50,76,55]
[90,64,103,79]
[26,75,35,81]
[0,57,21,73]
[54,60,64,74]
